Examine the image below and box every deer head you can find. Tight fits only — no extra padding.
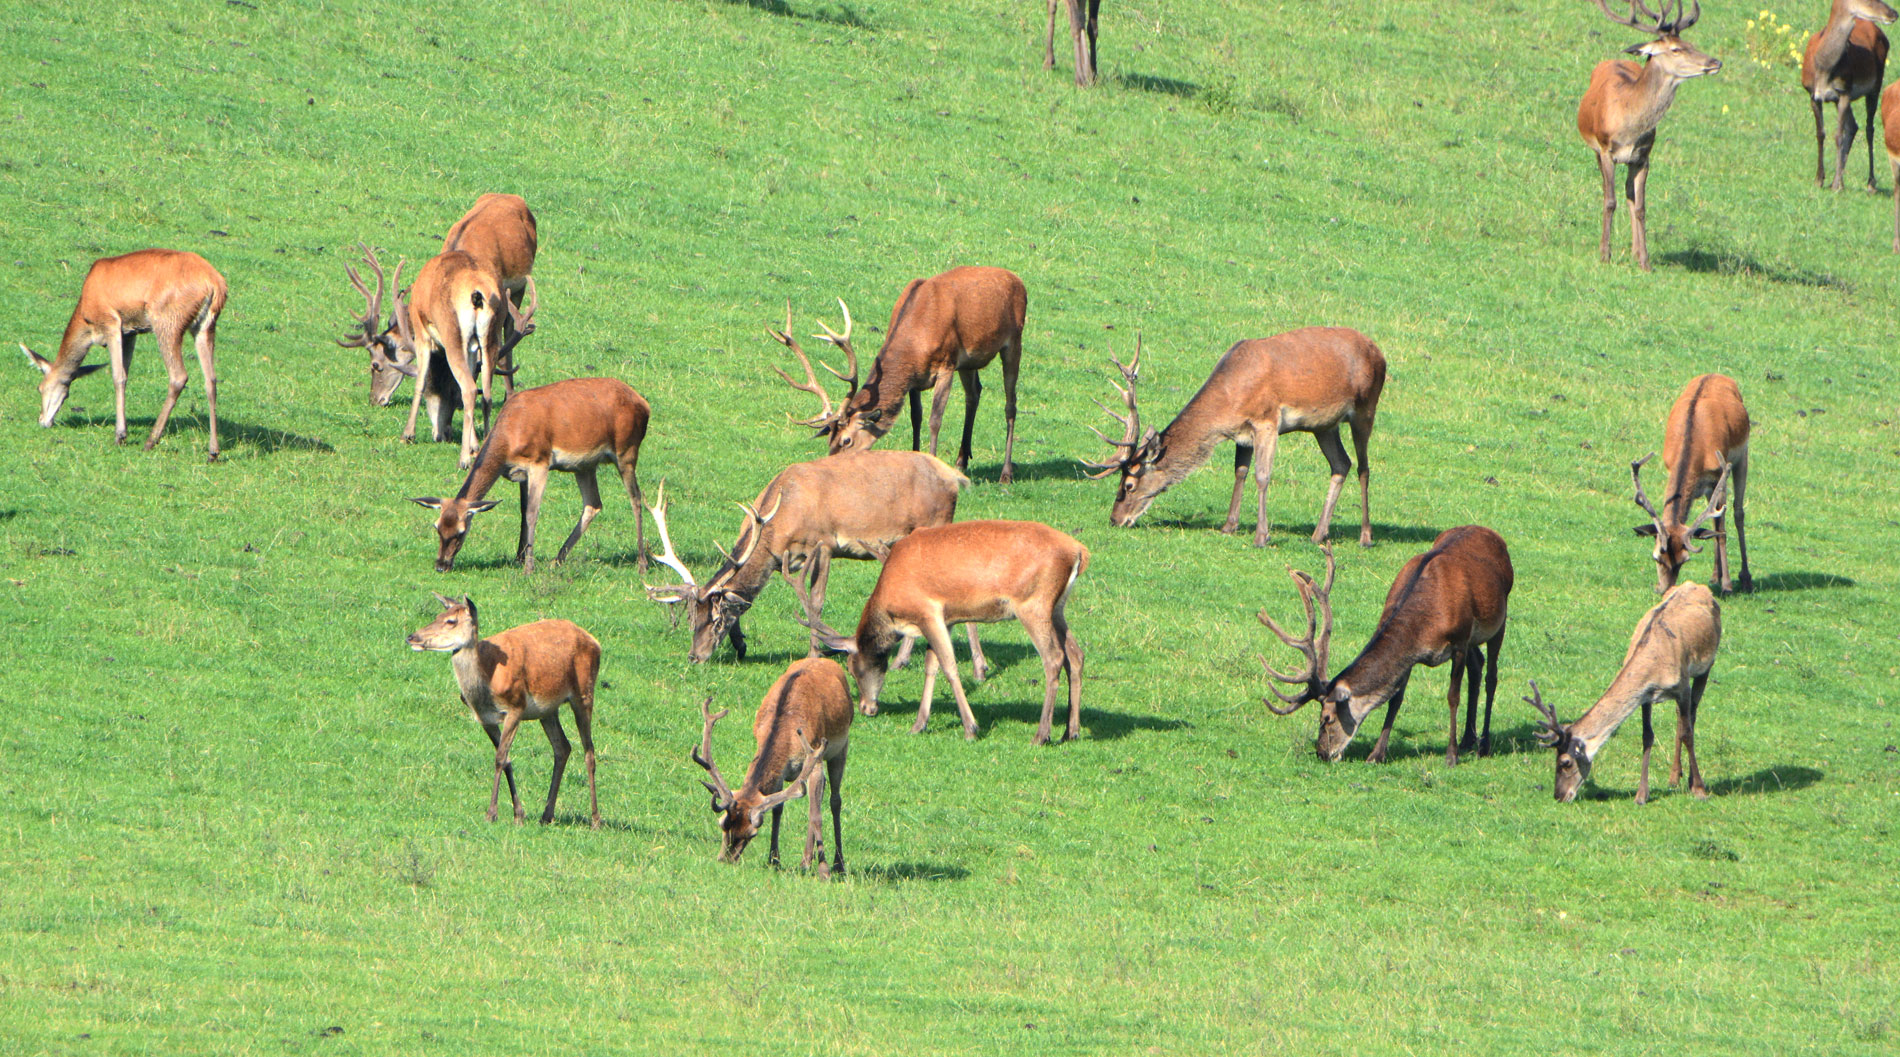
[1593,0,1720,79]
[769,300,867,451]
[406,594,480,652]
[1257,543,1368,760]
[644,481,781,663]
[794,598,894,716]
[1631,453,1730,594]
[691,698,827,863]
[19,344,106,427]
[336,244,417,405]
[407,496,502,573]
[1526,681,1592,802]
[1081,337,1166,526]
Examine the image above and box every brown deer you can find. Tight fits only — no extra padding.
[1884,82,1900,245]
[642,450,976,664]
[408,377,649,574]
[799,520,1088,745]
[1803,0,1896,190]
[406,594,602,828]
[442,193,539,403]
[1527,582,1721,804]
[1044,0,1102,87]
[1260,529,1514,766]
[772,270,1027,483]
[1631,373,1751,595]
[1577,0,1721,271]
[21,248,224,460]
[335,245,417,407]
[1082,328,1385,548]
[691,662,851,877]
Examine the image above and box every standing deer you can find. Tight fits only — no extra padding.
[1883,81,1900,246]
[1527,582,1722,804]
[1631,373,1751,595]
[21,248,224,460]
[336,245,419,406]
[408,377,649,574]
[1803,0,1896,190]
[691,662,851,877]
[800,520,1088,745]
[642,450,976,664]
[1082,328,1385,548]
[1260,529,1514,766]
[1044,0,1102,87]
[442,193,539,410]
[406,594,602,828]
[1577,0,1721,271]
[772,270,1027,483]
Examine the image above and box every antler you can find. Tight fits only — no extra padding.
[1080,336,1148,479]
[1591,0,1665,32]
[792,587,858,655]
[643,480,700,610]
[1630,452,1666,532]
[768,301,844,428]
[691,697,735,812]
[711,494,783,573]
[495,276,538,375]
[1681,461,1733,553]
[1525,680,1565,747]
[1660,0,1698,32]
[811,299,860,396]
[750,730,830,813]
[1257,542,1337,715]
[337,243,389,348]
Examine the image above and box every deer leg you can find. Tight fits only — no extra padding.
[1670,693,1686,787]
[967,624,988,683]
[1834,97,1858,193]
[1367,683,1405,764]
[804,549,834,658]
[928,372,958,464]
[1312,426,1352,545]
[539,715,571,825]
[481,722,520,824]
[1479,629,1501,757]
[518,465,550,573]
[193,314,219,461]
[107,326,131,444]
[1867,86,1883,189]
[1636,702,1654,805]
[768,804,783,867]
[571,694,600,829]
[556,466,604,564]
[1068,0,1093,86]
[442,325,482,470]
[491,713,526,823]
[1813,97,1828,187]
[144,323,191,452]
[1021,604,1067,746]
[802,766,825,874]
[911,645,939,730]
[1047,607,1084,743]
[1459,645,1481,753]
[1713,508,1732,596]
[909,388,924,452]
[999,335,1020,484]
[1685,673,1709,798]
[922,621,979,740]
[1084,0,1101,83]
[1597,152,1616,263]
[403,345,430,443]
[891,634,915,675]
[1444,650,1466,767]
[1222,442,1254,535]
[1627,160,1651,273]
[1044,0,1060,69]
[1349,414,1373,546]
[957,366,982,478]
[1250,420,1283,548]
[826,750,846,876]
[1731,456,1752,593]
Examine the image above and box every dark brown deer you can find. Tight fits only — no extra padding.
[1260,528,1513,765]
[1803,0,1897,190]
[1631,373,1751,595]
[1527,582,1721,804]
[691,661,851,877]
[1082,328,1385,548]
[1044,0,1102,86]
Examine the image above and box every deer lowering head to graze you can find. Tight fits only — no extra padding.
[336,245,418,406]
[442,193,538,396]
[1082,327,1385,548]
[1631,373,1751,595]
[1261,528,1513,766]
[644,450,969,664]
[1528,582,1721,804]
[691,662,852,877]
[1803,0,1896,190]
[21,248,225,460]
[772,268,1027,482]
[1577,0,1721,271]
[390,249,534,469]
[800,520,1088,745]
[1044,0,1102,86]
[409,377,648,574]
[407,594,603,827]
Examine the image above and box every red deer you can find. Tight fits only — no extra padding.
[390,248,539,468]
[1082,329,1384,548]
[335,246,418,407]
[691,662,851,876]
[1631,373,1751,595]
[642,450,976,664]
[1044,0,1102,87]
[772,270,1027,483]
[1527,582,1721,803]
[1260,529,1513,765]
[799,520,1088,745]
[1577,0,1721,271]
[406,594,602,827]
[409,377,649,574]
[1803,0,1897,190]
[21,248,224,460]
[441,193,539,404]
[1884,81,1900,245]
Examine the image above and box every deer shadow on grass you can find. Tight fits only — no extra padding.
[715,0,871,28]
[1118,72,1200,98]
[60,413,333,454]
[954,701,1190,742]
[1658,248,1852,291]
[1746,571,1855,593]
[969,457,1086,485]
[1707,765,1823,797]
[1140,515,1443,545]
[854,861,970,884]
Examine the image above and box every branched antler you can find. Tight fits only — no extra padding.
[1257,542,1337,714]
[1525,680,1565,747]
[692,697,734,812]
[1682,461,1733,553]
[1080,336,1151,479]
[643,480,700,618]
[494,276,538,376]
[769,301,849,429]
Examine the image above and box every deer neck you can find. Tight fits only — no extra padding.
[707,524,780,611]
[448,636,499,718]
[1623,60,1686,140]
[454,434,508,501]
[1145,403,1232,492]
[1814,5,1862,76]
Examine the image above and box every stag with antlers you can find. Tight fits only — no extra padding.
[336,245,418,406]
[1631,374,1751,595]
[692,666,850,876]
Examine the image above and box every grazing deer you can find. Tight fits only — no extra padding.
[336,245,417,406]
[1884,82,1900,246]
[691,662,851,876]
[406,594,602,828]
[408,377,649,574]
[1261,528,1514,766]
[1082,328,1385,548]
[1044,0,1102,87]
[1577,0,1721,271]
[800,520,1088,745]
[771,269,1027,483]
[21,248,224,460]
[442,193,539,400]
[1803,0,1896,190]
[1527,582,1721,804]
[1631,373,1751,595]
[643,450,974,664]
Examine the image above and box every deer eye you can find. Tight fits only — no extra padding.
[445,619,457,626]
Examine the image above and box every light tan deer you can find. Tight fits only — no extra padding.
[691,661,851,877]
[772,269,1027,482]
[1631,373,1751,595]
[21,248,224,460]
[406,594,602,828]
[1803,0,1896,190]
[1884,82,1900,246]
[1260,529,1514,766]
[390,248,536,469]
[1577,0,1721,271]
[442,193,539,402]
[800,519,1088,745]
[1527,582,1721,804]
[409,377,649,574]
[642,450,975,664]
[1082,328,1385,548]
[1044,0,1102,86]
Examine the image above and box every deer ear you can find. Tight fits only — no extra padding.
[467,499,501,515]
[432,592,456,609]
[1689,526,1719,540]
[864,408,884,423]
[1624,40,1658,57]
[1632,524,1659,537]
[20,344,51,374]
[410,497,444,510]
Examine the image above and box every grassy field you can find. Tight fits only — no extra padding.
[2,0,1897,1052]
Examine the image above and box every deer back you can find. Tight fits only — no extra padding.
[1337,526,1513,691]
[772,450,966,558]
[1660,374,1749,524]
[409,250,503,342]
[442,193,538,289]
[738,658,853,799]
[478,618,603,711]
[474,377,648,473]
[867,519,1088,629]
[1568,582,1720,757]
[73,249,226,339]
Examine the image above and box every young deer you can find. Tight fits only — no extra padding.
[692,661,852,877]
[21,248,225,460]
[1044,0,1103,86]
[1577,0,1721,271]
[1261,528,1514,765]
[406,594,602,827]
[441,193,539,399]
[642,450,975,664]
[1631,373,1751,595]
[1527,582,1722,804]
[409,377,649,574]
[1082,328,1385,548]
[1803,0,1896,191]
[800,520,1088,745]
[771,269,1027,482]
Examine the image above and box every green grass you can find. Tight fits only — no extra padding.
[2,0,1897,1052]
